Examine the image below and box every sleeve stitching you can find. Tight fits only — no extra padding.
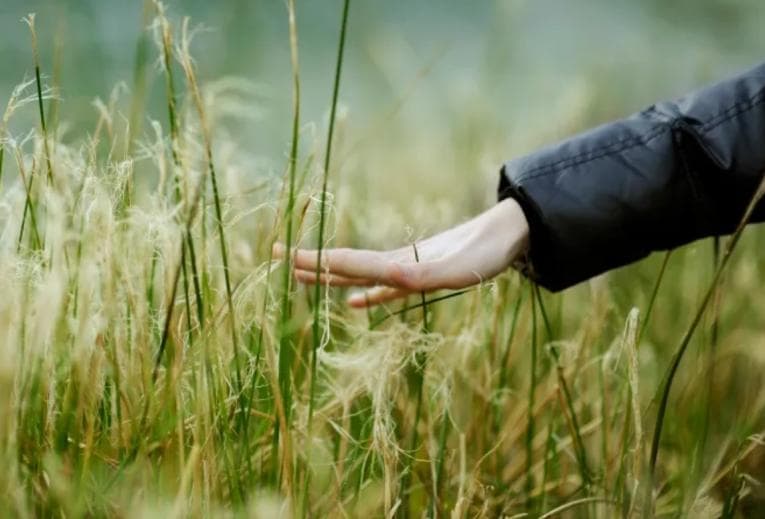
[517,124,669,183]
[700,88,765,133]
[515,82,765,184]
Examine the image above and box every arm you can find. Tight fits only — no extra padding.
[278,62,765,304]
[503,61,765,291]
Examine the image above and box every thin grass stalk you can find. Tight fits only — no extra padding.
[278,0,302,501]
[25,14,54,185]
[610,309,641,515]
[181,244,195,349]
[155,13,203,372]
[432,410,450,517]
[240,324,263,481]
[535,285,591,487]
[149,144,208,415]
[710,236,721,351]
[525,282,538,509]
[309,0,351,426]
[369,289,472,330]
[280,0,301,358]
[301,0,350,503]
[498,284,524,392]
[493,285,525,491]
[626,310,643,518]
[179,17,243,399]
[646,174,765,512]
[539,418,555,511]
[696,236,722,481]
[177,18,261,491]
[599,327,609,489]
[638,251,671,343]
[400,242,431,518]
[259,165,296,488]
[249,230,283,488]
[614,398,633,517]
[184,231,204,329]
[276,0,327,511]
[155,1,205,331]
[153,246,184,381]
[15,153,42,252]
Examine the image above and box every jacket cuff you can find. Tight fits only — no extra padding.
[497,155,655,292]
[497,113,704,292]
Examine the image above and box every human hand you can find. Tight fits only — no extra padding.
[273,197,530,308]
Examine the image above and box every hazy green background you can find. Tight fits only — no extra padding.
[2,0,764,179]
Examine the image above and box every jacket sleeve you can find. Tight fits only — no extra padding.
[499,61,765,292]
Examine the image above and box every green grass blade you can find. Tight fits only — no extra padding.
[278,0,302,499]
[401,242,431,518]
[303,0,351,505]
[26,15,55,185]
[525,281,538,510]
[638,251,672,343]
[646,175,765,512]
[535,285,592,487]
[309,0,351,420]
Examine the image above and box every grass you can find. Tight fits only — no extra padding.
[645,174,765,514]
[0,3,763,518]
[25,14,54,186]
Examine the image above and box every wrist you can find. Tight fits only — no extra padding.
[495,197,530,260]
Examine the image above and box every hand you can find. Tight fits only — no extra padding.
[273,197,530,308]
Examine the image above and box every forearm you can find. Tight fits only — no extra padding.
[500,61,765,291]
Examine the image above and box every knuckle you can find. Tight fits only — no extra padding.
[392,263,429,291]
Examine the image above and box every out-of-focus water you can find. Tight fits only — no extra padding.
[1,0,763,176]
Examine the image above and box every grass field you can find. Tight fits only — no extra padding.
[0,1,764,517]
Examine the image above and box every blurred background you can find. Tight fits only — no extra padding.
[1,0,764,333]
[2,0,764,196]
[1,0,763,306]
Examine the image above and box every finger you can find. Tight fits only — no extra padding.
[294,269,377,287]
[276,241,415,263]
[274,242,395,282]
[347,286,410,308]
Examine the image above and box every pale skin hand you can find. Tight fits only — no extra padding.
[273,197,530,308]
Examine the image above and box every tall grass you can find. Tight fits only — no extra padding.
[0,4,762,518]
[305,0,350,507]
[25,15,54,185]
[646,175,765,514]
[277,0,301,499]
[309,0,351,423]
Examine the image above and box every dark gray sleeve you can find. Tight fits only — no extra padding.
[499,61,765,292]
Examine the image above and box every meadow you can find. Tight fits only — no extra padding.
[0,0,764,517]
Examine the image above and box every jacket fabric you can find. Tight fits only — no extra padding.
[499,61,765,292]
